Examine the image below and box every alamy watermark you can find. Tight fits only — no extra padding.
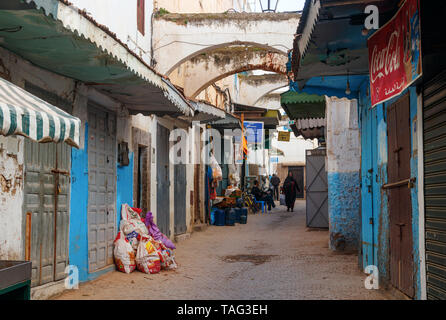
[168,122,275,166]
[364,5,380,31]
[364,265,379,290]
[64,265,79,290]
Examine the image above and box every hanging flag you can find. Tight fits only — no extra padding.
[241,114,248,159]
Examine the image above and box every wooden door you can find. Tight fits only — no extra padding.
[87,104,117,272]
[387,94,414,298]
[156,124,170,237]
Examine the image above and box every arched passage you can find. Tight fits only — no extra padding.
[169,45,288,98]
[235,73,288,106]
[153,12,300,74]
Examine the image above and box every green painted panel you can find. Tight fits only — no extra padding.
[0,7,143,85]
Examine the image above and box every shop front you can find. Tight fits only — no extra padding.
[290,0,445,299]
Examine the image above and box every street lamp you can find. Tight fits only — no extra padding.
[259,0,279,13]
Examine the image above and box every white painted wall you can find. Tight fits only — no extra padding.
[272,132,317,166]
[0,136,24,260]
[325,97,360,174]
[147,115,198,237]
[69,0,154,64]
[153,16,298,74]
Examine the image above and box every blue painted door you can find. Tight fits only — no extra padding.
[360,103,376,269]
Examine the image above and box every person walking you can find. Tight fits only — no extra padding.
[270,173,281,201]
[283,172,300,212]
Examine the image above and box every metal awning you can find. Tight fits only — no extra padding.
[281,91,326,120]
[0,0,194,117]
[205,112,242,130]
[185,100,226,122]
[0,77,80,147]
[296,118,325,130]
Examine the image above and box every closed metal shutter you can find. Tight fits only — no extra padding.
[424,70,446,300]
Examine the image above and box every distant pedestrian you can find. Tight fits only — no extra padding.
[283,172,300,212]
[270,173,281,201]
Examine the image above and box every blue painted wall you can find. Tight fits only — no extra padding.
[358,82,421,298]
[69,124,134,283]
[117,152,134,229]
[69,124,89,282]
[328,172,361,251]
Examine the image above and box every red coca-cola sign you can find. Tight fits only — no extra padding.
[368,0,422,107]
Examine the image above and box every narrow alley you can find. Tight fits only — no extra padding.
[1,0,445,305]
[54,202,389,300]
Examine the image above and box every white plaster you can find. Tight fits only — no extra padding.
[236,75,288,106]
[153,15,300,74]
[0,135,24,260]
[325,97,361,174]
[271,133,317,167]
[69,0,154,65]
[175,52,287,98]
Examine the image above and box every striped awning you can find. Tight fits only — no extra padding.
[0,77,80,148]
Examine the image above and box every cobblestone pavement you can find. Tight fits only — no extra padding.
[54,201,392,300]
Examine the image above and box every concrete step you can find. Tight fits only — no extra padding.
[193,223,208,232]
[174,233,191,243]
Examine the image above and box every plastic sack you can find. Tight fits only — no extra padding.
[121,204,149,235]
[144,212,176,250]
[120,219,136,235]
[160,247,178,270]
[125,230,139,251]
[152,240,177,270]
[113,231,136,274]
[228,164,240,187]
[210,154,222,181]
[280,194,286,206]
[136,237,161,274]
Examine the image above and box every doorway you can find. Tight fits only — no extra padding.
[87,103,117,272]
[288,166,304,199]
[22,82,72,287]
[305,149,328,228]
[386,93,414,298]
[174,128,187,235]
[156,123,170,237]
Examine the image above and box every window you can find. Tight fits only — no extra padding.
[137,0,145,35]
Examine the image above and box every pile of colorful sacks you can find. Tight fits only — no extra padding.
[113,204,177,274]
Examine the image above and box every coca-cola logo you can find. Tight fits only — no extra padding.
[370,30,401,84]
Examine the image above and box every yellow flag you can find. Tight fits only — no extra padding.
[241,114,248,158]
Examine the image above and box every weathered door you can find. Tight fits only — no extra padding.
[423,70,446,300]
[174,162,187,235]
[22,83,71,287]
[24,141,71,287]
[387,94,414,298]
[87,104,117,272]
[156,123,170,237]
[288,166,304,199]
[174,127,187,235]
[305,148,328,228]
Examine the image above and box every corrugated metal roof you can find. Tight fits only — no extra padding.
[3,0,194,117]
[281,91,325,104]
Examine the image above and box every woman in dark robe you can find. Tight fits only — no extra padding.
[283,172,300,212]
